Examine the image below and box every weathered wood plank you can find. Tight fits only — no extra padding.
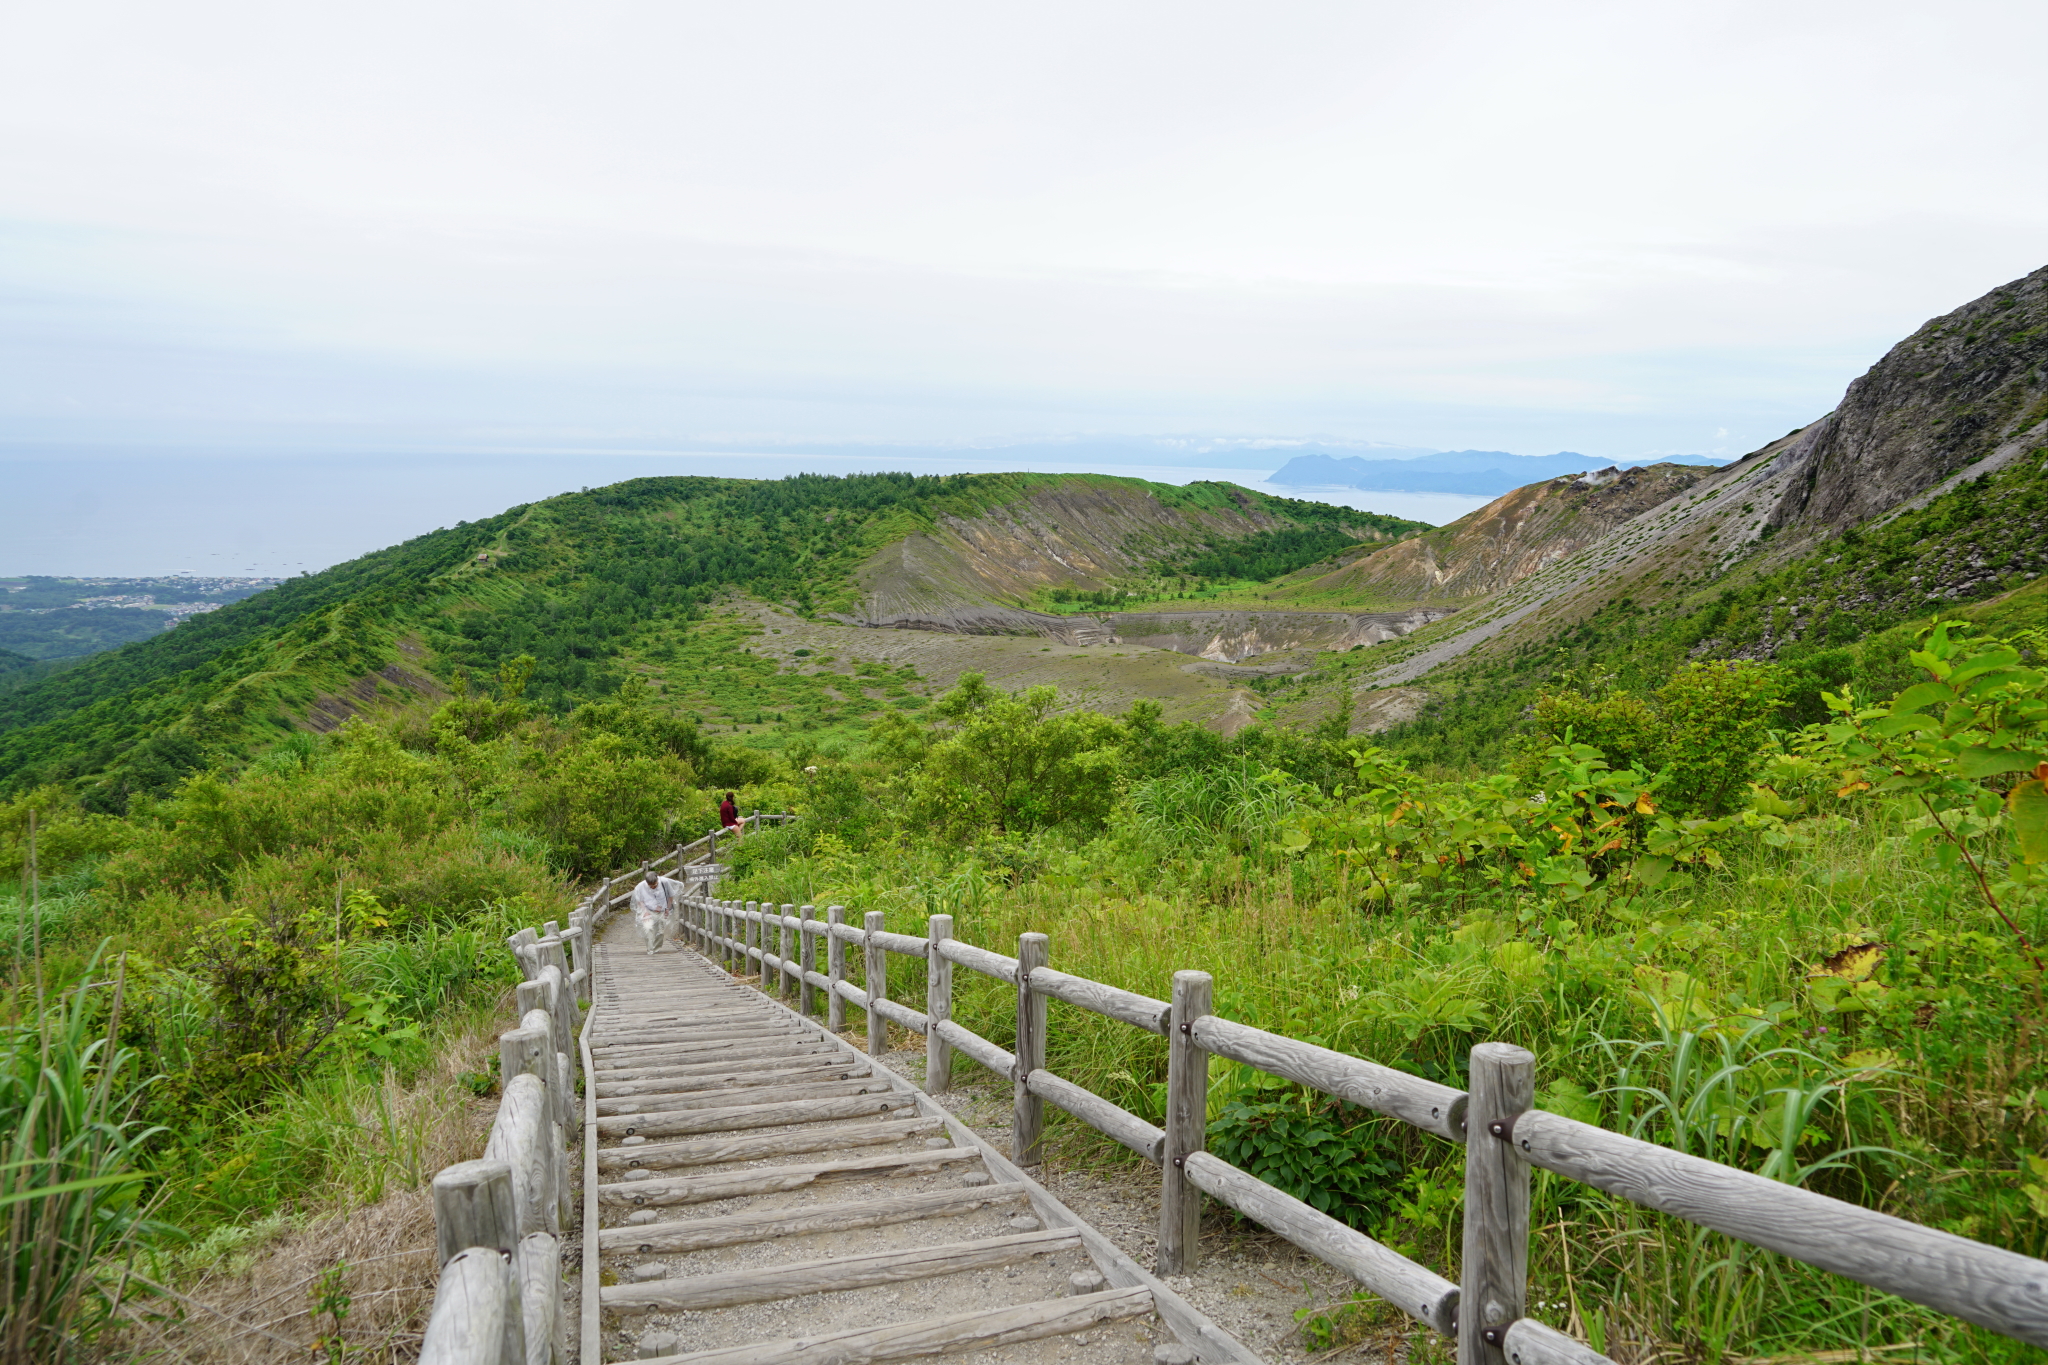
[869,994,928,1035]
[593,1061,869,1099]
[1511,1108,2048,1347]
[863,911,889,1057]
[594,1116,943,1172]
[517,1232,562,1365]
[637,1287,1154,1365]
[485,1073,555,1237]
[595,1146,982,1207]
[602,1228,1081,1311]
[596,1181,1029,1253]
[827,906,847,1032]
[595,1091,915,1139]
[594,1024,805,1047]
[593,1038,821,1069]
[867,928,929,956]
[926,913,954,1092]
[597,1077,891,1117]
[1026,1068,1164,1164]
[1159,970,1210,1275]
[1013,933,1048,1166]
[933,1020,1014,1078]
[592,1049,840,1084]
[1191,1015,1467,1141]
[1500,1318,1617,1365]
[420,1246,523,1365]
[1027,966,1170,1036]
[1184,1151,1457,1335]
[933,937,1019,984]
[1462,1043,1532,1365]
[432,1159,516,1267]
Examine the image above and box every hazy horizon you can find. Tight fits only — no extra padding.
[5,3,2044,572]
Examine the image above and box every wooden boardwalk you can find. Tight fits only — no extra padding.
[583,916,1209,1365]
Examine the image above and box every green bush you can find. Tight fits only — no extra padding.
[1208,1093,1403,1231]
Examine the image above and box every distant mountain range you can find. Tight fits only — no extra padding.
[1267,450,1726,496]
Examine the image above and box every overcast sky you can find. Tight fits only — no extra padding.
[4,2,2047,570]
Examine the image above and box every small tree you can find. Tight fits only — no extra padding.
[906,674,1123,836]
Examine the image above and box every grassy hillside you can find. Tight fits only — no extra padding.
[0,472,1400,805]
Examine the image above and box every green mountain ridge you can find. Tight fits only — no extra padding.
[0,472,1422,803]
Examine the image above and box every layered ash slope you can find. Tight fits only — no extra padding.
[1365,263,2048,685]
[1284,462,1715,606]
[842,479,1403,637]
[1103,608,1450,664]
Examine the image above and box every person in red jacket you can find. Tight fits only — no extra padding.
[719,792,741,837]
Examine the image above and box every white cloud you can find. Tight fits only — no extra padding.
[1,0,2044,462]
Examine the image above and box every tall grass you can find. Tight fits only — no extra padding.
[732,784,2047,1362]
[0,951,163,1362]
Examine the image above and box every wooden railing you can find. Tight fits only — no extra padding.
[416,917,584,1364]
[413,818,794,1365]
[674,890,2048,1364]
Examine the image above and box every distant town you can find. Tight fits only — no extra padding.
[0,576,284,662]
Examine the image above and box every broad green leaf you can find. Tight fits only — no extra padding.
[1958,746,2046,779]
[1891,681,1956,714]
[1633,855,1675,887]
[2010,779,2048,864]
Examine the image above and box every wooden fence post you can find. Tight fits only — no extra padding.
[420,1244,524,1365]
[926,914,953,1092]
[432,1158,517,1267]
[1159,968,1212,1274]
[1014,932,1048,1167]
[780,904,795,1001]
[1461,1042,1533,1365]
[864,911,888,1056]
[826,907,847,1032]
[799,905,817,1016]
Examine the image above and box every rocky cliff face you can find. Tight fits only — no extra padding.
[1771,264,2048,533]
[1285,461,1715,605]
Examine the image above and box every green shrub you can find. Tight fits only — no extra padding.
[1207,1092,1403,1230]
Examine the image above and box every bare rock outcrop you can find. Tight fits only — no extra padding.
[1769,263,2048,535]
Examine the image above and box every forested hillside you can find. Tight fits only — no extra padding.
[0,472,1397,809]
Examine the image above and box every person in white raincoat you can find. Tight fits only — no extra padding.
[630,868,675,954]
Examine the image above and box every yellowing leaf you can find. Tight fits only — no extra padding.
[1836,780,1872,798]
[1813,943,1884,982]
[2009,780,2048,864]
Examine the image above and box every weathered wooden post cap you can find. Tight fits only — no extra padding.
[431,1158,516,1267]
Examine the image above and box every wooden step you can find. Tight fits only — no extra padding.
[597,1181,1029,1253]
[603,1228,1079,1312]
[594,1061,870,1099]
[597,1077,890,1117]
[593,1037,817,1066]
[638,1287,1154,1365]
[596,1091,918,1141]
[595,1116,943,1172]
[596,1147,982,1208]
[590,1047,842,1084]
[595,1023,804,1047]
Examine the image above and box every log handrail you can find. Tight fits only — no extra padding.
[661,817,2048,1360]
[437,807,2048,1362]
